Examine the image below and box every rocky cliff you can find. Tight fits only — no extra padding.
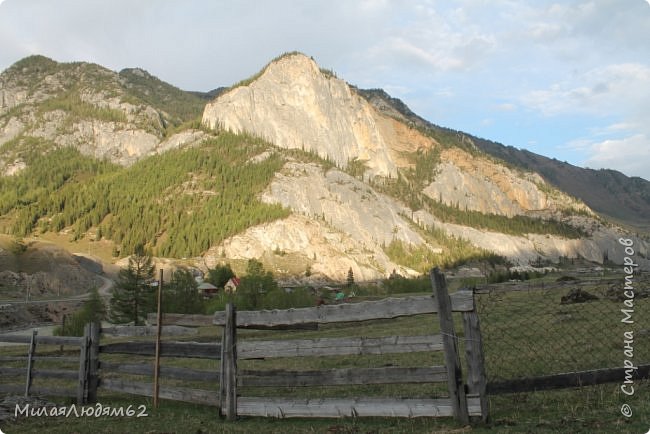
[202,53,581,218]
[0,55,207,173]
[205,158,650,277]
[203,53,432,178]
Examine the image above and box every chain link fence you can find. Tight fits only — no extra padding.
[475,272,650,385]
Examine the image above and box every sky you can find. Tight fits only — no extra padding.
[1,0,649,181]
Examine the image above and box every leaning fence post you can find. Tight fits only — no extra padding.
[219,302,237,420]
[461,287,489,423]
[77,323,90,404]
[25,329,37,397]
[430,268,469,425]
[87,321,101,403]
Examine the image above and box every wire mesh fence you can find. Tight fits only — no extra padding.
[475,272,650,384]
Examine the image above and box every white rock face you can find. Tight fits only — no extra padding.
[204,160,433,281]
[204,214,416,282]
[424,161,546,216]
[152,130,207,155]
[412,211,650,269]
[425,148,585,216]
[262,162,424,247]
[203,54,412,177]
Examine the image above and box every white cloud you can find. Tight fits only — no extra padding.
[583,134,650,180]
[520,63,650,118]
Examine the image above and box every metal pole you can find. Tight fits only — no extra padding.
[153,268,163,408]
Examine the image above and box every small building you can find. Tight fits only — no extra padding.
[224,277,241,293]
[198,282,218,298]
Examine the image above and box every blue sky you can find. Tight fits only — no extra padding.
[1,0,649,180]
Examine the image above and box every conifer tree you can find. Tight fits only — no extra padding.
[163,268,203,314]
[207,263,235,289]
[109,245,155,325]
[346,267,355,287]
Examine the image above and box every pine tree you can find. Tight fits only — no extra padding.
[163,268,202,314]
[109,245,155,325]
[346,267,355,287]
[207,263,235,289]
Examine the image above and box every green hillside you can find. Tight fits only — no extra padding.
[1,132,288,258]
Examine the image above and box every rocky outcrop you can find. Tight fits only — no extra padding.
[203,53,437,177]
[204,214,417,282]
[412,210,650,268]
[425,148,588,216]
[0,240,103,296]
[261,161,423,247]
[0,56,207,170]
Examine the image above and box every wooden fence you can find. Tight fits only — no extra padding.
[0,268,488,424]
[0,327,94,402]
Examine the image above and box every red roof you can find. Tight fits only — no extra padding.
[228,277,240,286]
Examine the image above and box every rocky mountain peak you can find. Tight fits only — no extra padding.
[202,52,434,177]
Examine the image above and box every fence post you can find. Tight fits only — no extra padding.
[87,321,101,403]
[219,302,237,420]
[461,288,489,423]
[430,268,469,425]
[25,329,37,397]
[77,323,90,404]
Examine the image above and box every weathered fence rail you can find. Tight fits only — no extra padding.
[1,268,488,425]
[202,268,487,423]
[0,331,89,402]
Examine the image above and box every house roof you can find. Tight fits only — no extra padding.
[226,277,241,286]
[198,282,218,290]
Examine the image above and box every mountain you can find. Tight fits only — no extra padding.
[0,55,207,169]
[1,52,649,284]
[355,88,650,232]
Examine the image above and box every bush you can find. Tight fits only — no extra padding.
[54,288,105,336]
[383,275,431,294]
[204,286,316,312]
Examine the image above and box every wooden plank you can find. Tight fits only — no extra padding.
[431,268,469,425]
[25,329,37,397]
[146,313,318,330]
[153,269,164,408]
[101,325,199,336]
[146,313,214,327]
[238,366,447,387]
[0,384,76,398]
[237,397,456,418]
[87,322,100,403]
[467,396,482,417]
[220,303,237,420]
[33,369,79,380]
[0,334,82,345]
[213,293,474,327]
[77,323,90,405]
[0,367,23,376]
[461,293,489,423]
[99,362,220,382]
[99,341,221,359]
[487,364,650,395]
[0,356,77,362]
[237,334,443,359]
[100,379,219,406]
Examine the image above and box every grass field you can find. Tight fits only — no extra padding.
[2,274,649,433]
